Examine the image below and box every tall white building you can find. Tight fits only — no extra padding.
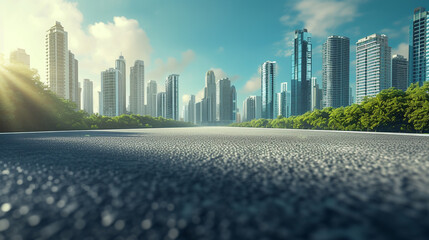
[130,60,145,115]
[101,68,120,117]
[83,79,93,115]
[46,21,69,99]
[203,70,217,123]
[10,48,30,67]
[166,74,179,120]
[156,92,167,118]
[311,77,322,110]
[115,55,126,115]
[69,51,79,106]
[356,34,391,103]
[147,80,157,117]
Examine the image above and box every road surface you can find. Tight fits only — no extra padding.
[0,127,428,240]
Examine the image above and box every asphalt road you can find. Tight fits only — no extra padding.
[0,127,428,240]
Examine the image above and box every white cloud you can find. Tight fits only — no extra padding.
[392,43,409,58]
[275,32,294,57]
[147,50,196,81]
[241,74,260,93]
[195,88,205,102]
[209,68,240,82]
[380,26,409,40]
[182,94,191,104]
[280,0,362,37]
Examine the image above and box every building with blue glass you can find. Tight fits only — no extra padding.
[409,7,429,86]
[261,61,277,119]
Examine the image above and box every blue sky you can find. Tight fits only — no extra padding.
[0,0,423,114]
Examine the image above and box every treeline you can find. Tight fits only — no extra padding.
[0,64,192,132]
[232,83,429,133]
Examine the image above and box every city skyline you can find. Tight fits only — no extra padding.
[0,0,421,117]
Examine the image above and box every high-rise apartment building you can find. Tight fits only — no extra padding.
[203,70,217,123]
[68,51,79,106]
[195,101,202,124]
[146,80,157,117]
[261,61,277,119]
[115,55,126,115]
[101,68,120,117]
[356,34,391,103]
[311,77,323,110]
[409,7,429,86]
[165,74,179,120]
[231,86,237,122]
[277,82,291,118]
[46,22,69,99]
[10,48,30,67]
[243,96,255,122]
[83,79,93,115]
[291,29,312,116]
[392,55,409,91]
[322,36,350,108]
[216,78,235,123]
[130,60,145,115]
[187,95,196,123]
[156,92,166,118]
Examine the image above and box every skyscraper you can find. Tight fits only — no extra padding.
[10,48,30,67]
[98,91,102,115]
[261,61,277,119]
[101,68,120,117]
[147,80,157,117]
[203,70,216,123]
[216,78,235,123]
[195,101,202,124]
[392,55,409,91]
[322,35,350,108]
[68,51,79,106]
[356,34,391,103]
[243,96,256,122]
[277,82,291,118]
[83,79,93,115]
[130,60,145,115]
[46,22,69,99]
[409,7,429,86]
[251,96,262,119]
[311,77,323,111]
[231,86,237,122]
[291,29,312,116]
[156,92,166,118]
[115,55,126,115]
[166,74,179,120]
[187,95,196,123]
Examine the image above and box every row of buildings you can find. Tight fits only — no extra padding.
[241,6,428,122]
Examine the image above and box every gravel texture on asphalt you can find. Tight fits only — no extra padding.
[0,127,428,240]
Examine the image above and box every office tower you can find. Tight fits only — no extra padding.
[69,51,79,106]
[203,70,217,123]
[291,29,312,116]
[115,55,126,115]
[187,95,196,123]
[409,7,429,86]
[323,36,350,108]
[195,101,202,124]
[216,78,235,123]
[83,79,93,114]
[356,34,391,103]
[10,48,30,67]
[183,105,188,122]
[236,112,241,123]
[231,86,237,122]
[277,82,291,118]
[392,55,409,91]
[98,91,102,115]
[261,61,277,119]
[165,74,179,120]
[101,68,120,117]
[201,98,209,123]
[130,60,145,115]
[243,96,255,122]
[46,21,69,99]
[310,77,323,110]
[251,96,262,119]
[349,87,354,105]
[156,92,166,118]
[77,83,82,110]
[147,80,157,117]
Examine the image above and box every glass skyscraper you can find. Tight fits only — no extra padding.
[291,29,312,116]
[409,7,429,86]
[356,34,391,103]
[165,74,179,120]
[322,35,350,108]
[261,61,277,119]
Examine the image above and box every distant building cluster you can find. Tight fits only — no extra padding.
[3,6,427,123]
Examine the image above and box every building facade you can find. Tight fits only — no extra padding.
[311,77,323,110]
[409,7,429,86]
[322,35,350,108]
[356,34,391,103]
[187,95,196,123]
[392,55,409,91]
[291,29,312,116]
[101,68,120,117]
[46,22,69,99]
[130,60,145,115]
[203,70,217,123]
[165,74,179,120]
[216,78,235,123]
[156,92,166,118]
[83,79,93,115]
[146,80,157,117]
[115,55,126,115]
[277,82,291,118]
[10,48,30,67]
[261,61,277,119]
[68,51,79,107]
